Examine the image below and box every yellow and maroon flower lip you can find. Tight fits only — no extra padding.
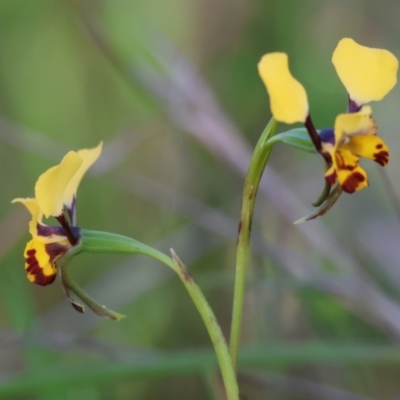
[321,106,389,193]
[24,239,71,286]
[13,143,102,286]
[258,38,397,194]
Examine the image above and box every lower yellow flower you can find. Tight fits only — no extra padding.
[13,143,101,286]
[13,143,125,320]
[24,239,71,286]
[322,106,389,193]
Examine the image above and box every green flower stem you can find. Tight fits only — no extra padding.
[80,230,177,272]
[170,250,239,400]
[229,117,278,370]
[80,230,239,400]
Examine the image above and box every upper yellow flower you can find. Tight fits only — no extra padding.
[258,38,398,193]
[323,106,388,193]
[12,143,102,285]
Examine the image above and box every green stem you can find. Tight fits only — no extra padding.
[80,230,239,400]
[229,117,278,370]
[171,250,238,400]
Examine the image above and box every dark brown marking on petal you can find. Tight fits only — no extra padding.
[37,224,68,237]
[45,242,70,259]
[25,255,37,265]
[25,249,39,272]
[376,144,383,150]
[24,248,56,286]
[32,270,56,286]
[335,151,357,171]
[325,171,337,186]
[26,260,41,275]
[373,150,389,166]
[342,172,366,194]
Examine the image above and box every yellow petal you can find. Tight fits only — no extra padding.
[343,135,389,166]
[332,38,398,105]
[34,142,102,218]
[24,239,58,286]
[332,148,368,193]
[11,197,39,216]
[334,106,376,144]
[12,198,70,243]
[336,164,368,193]
[12,198,42,238]
[35,152,84,218]
[63,142,103,209]
[258,53,309,123]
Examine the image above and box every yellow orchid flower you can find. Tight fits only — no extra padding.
[323,106,388,193]
[258,38,398,194]
[12,142,102,286]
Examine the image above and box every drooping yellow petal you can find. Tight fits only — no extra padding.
[12,198,70,243]
[258,52,309,123]
[343,135,389,166]
[333,148,368,193]
[12,197,39,216]
[63,142,103,208]
[333,106,376,144]
[332,38,398,105]
[35,152,84,218]
[12,198,42,238]
[24,239,58,286]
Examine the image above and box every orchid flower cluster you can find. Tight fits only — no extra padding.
[11,37,399,400]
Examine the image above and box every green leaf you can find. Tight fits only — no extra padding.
[2,342,400,398]
[311,181,331,207]
[265,128,316,153]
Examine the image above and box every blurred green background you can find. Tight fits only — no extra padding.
[1,0,400,399]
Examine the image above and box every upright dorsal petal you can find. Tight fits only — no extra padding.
[333,38,398,106]
[63,142,103,209]
[35,152,84,218]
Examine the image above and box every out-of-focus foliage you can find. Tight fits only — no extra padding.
[1,0,400,399]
